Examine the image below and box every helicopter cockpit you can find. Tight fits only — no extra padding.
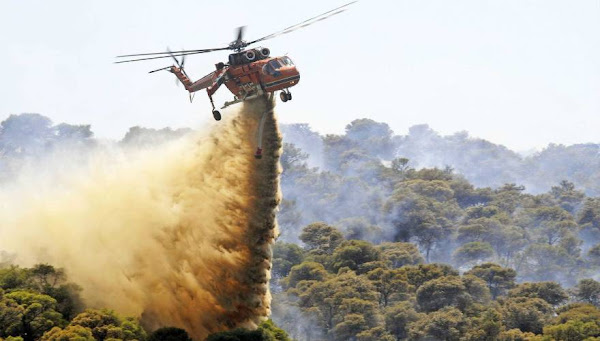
[263,57,295,76]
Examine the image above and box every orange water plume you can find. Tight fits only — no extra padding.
[0,96,282,339]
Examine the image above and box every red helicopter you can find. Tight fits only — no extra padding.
[115,2,356,122]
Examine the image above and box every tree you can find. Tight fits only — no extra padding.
[330,240,381,273]
[587,244,600,266]
[1,291,63,341]
[543,304,600,340]
[465,263,516,299]
[272,242,304,279]
[575,279,600,307]
[365,268,410,307]
[67,309,146,341]
[205,328,273,341]
[298,272,379,337]
[384,179,460,259]
[332,314,368,341]
[377,242,424,268]
[508,282,568,306]
[520,244,575,283]
[148,327,192,341]
[41,325,94,341]
[578,198,600,230]
[501,297,553,334]
[453,242,494,266]
[257,320,291,341]
[0,265,83,320]
[284,262,329,289]
[498,329,541,341]
[397,264,458,289]
[464,309,502,341]
[550,180,585,214]
[384,302,421,340]
[356,326,395,341]
[409,307,466,341]
[344,118,395,159]
[416,276,470,312]
[299,223,344,255]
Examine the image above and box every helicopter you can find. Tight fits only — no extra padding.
[115,1,356,122]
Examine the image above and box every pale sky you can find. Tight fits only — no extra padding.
[1,0,599,151]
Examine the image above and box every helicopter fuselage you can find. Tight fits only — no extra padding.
[223,49,300,99]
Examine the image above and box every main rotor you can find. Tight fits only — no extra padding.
[115,1,357,64]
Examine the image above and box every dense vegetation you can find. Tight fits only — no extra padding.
[271,224,600,340]
[0,265,289,341]
[2,113,600,340]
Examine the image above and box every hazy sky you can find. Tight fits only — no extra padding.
[1,0,599,151]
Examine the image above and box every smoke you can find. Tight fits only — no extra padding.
[0,96,282,340]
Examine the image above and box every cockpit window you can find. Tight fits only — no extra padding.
[269,60,282,70]
[279,56,294,66]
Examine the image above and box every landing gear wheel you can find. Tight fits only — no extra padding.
[286,92,292,101]
[212,110,221,121]
[280,91,288,103]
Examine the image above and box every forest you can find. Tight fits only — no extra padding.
[1,114,600,340]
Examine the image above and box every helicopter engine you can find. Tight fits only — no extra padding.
[259,48,270,58]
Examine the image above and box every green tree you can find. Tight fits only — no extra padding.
[543,303,600,341]
[285,262,329,289]
[330,240,381,273]
[466,263,516,299]
[509,282,569,306]
[272,242,304,279]
[67,309,146,341]
[464,309,502,341]
[298,272,379,337]
[575,279,600,307]
[344,118,395,159]
[377,242,424,268]
[397,264,458,289]
[501,297,553,334]
[257,320,291,341]
[1,291,63,341]
[205,328,273,341]
[365,268,409,307]
[587,244,600,267]
[416,276,470,312]
[498,329,542,341]
[550,180,585,214]
[453,242,494,266]
[578,198,600,230]
[521,244,576,283]
[356,326,395,341]
[299,223,344,255]
[41,325,95,341]
[0,265,83,320]
[384,302,421,340]
[409,307,466,341]
[147,327,192,341]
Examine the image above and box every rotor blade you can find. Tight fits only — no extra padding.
[236,26,245,43]
[148,66,172,73]
[180,52,190,79]
[114,51,214,64]
[247,1,357,45]
[167,47,182,68]
[116,47,229,58]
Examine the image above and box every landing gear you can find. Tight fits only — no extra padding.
[279,90,292,102]
[208,92,221,121]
